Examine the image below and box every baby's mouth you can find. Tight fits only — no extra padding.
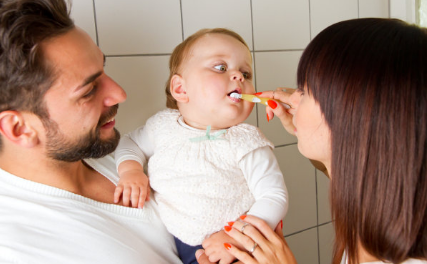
[227,89,241,97]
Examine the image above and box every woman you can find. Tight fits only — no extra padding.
[197,18,427,264]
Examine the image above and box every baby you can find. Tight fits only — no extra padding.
[114,28,288,264]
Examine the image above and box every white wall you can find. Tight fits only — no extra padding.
[70,1,390,263]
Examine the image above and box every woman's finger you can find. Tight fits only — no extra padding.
[236,216,298,264]
[256,87,295,104]
[238,216,284,246]
[256,88,296,132]
[275,220,284,238]
[228,221,266,253]
[225,221,271,264]
[224,243,257,264]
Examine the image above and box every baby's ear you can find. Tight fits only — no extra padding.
[0,111,39,148]
[170,74,189,103]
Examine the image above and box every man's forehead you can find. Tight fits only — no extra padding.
[40,27,104,89]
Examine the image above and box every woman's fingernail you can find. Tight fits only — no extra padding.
[224,243,232,250]
[254,92,262,96]
[228,221,235,226]
[267,100,278,109]
[240,215,247,220]
[224,225,232,232]
[266,113,270,122]
[280,220,283,229]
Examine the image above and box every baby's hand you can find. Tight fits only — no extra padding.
[114,161,150,208]
[202,230,238,264]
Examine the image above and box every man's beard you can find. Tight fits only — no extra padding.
[44,105,120,162]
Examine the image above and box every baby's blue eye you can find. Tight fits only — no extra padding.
[214,64,227,72]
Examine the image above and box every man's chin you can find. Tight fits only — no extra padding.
[47,129,121,162]
[84,129,121,159]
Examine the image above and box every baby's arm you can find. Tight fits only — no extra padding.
[202,146,287,264]
[114,126,155,208]
[114,160,150,208]
[241,145,288,229]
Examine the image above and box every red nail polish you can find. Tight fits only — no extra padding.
[266,113,270,122]
[224,243,232,250]
[267,100,278,109]
[240,215,247,220]
[280,220,283,229]
[254,92,262,96]
[228,221,235,226]
[224,225,232,232]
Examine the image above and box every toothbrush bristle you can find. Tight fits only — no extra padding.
[230,92,241,99]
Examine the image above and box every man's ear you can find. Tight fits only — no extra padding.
[170,74,189,103]
[0,111,39,148]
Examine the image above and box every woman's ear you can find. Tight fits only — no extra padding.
[0,111,39,148]
[170,74,189,103]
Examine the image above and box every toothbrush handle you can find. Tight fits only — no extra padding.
[258,97,291,109]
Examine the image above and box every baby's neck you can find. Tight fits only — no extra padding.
[180,116,228,131]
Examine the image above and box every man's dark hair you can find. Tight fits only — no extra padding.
[0,0,74,149]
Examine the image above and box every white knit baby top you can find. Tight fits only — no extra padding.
[148,109,273,245]
[115,109,287,246]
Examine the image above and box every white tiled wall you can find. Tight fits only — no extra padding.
[70,1,389,263]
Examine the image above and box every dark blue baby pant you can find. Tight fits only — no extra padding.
[174,236,203,264]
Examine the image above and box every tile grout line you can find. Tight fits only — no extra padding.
[92,0,99,47]
[308,0,312,40]
[249,0,260,128]
[179,0,184,41]
[104,49,305,58]
[284,221,333,238]
[275,142,298,148]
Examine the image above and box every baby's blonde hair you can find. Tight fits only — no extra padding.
[165,28,250,109]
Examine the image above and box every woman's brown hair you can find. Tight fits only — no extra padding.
[165,28,250,109]
[298,18,427,264]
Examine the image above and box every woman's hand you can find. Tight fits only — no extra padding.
[257,88,296,136]
[202,230,240,264]
[222,215,297,264]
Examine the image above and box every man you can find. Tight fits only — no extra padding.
[0,0,184,263]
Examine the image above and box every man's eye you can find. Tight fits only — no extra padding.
[214,64,227,72]
[83,85,98,98]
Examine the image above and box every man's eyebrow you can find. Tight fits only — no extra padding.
[75,54,106,91]
[76,71,102,91]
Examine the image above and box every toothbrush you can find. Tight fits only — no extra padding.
[230,93,291,109]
